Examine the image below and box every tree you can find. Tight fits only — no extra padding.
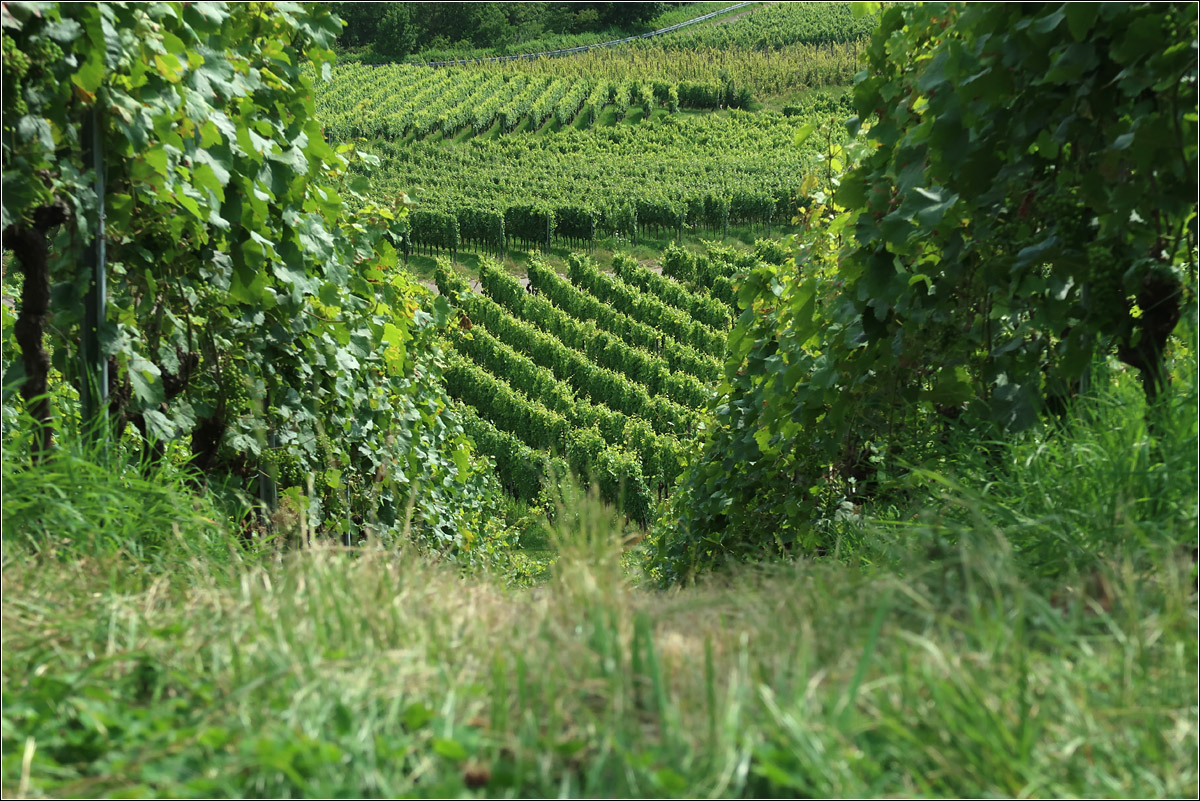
[649,2,1198,583]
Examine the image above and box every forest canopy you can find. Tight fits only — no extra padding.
[332,1,668,61]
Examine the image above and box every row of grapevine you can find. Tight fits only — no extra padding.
[497,75,550,133]
[445,354,569,452]
[611,80,632,122]
[478,261,712,409]
[455,401,656,523]
[407,210,460,256]
[446,320,686,489]
[580,80,610,126]
[553,206,595,248]
[566,255,727,356]
[404,190,782,257]
[406,205,602,256]
[611,254,732,330]
[435,266,697,437]
[363,110,827,248]
[662,243,733,310]
[529,78,570,130]
[473,40,859,98]
[523,258,722,383]
[564,429,654,524]
[504,205,554,249]
[553,79,592,127]
[659,240,786,311]
[455,402,559,503]
[455,206,506,256]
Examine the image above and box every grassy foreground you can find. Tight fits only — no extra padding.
[2,366,1197,798]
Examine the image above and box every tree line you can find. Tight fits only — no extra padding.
[333,2,668,62]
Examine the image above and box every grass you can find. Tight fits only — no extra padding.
[3,359,1197,797]
[3,503,1194,797]
[2,307,1196,798]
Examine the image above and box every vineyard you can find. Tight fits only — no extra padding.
[304,3,869,510]
[430,243,762,520]
[313,2,869,139]
[312,59,856,140]
[4,2,1196,797]
[336,108,849,255]
[641,1,877,50]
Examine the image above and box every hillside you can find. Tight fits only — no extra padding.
[2,2,1196,797]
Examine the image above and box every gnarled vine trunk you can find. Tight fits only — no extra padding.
[3,202,68,461]
[1118,269,1183,408]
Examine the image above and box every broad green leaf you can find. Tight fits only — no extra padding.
[153,52,184,83]
[403,702,433,731]
[16,116,53,150]
[1065,3,1099,41]
[71,50,105,93]
[1032,7,1066,34]
[142,146,170,179]
[128,356,164,406]
[793,123,816,147]
[452,447,471,480]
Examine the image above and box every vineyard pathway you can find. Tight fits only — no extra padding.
[712,1,779,27]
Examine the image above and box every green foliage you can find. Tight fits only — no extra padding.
[335,1,671,64]
[1,2,513,557]
[408,209,460,255]
[612,253,732,330]
[839,1,1197,414]
[3,490,1195,797]
[2,410,240,563]
[340,110,822,259]
[568,254,727,355]
[650,2,1198,582]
